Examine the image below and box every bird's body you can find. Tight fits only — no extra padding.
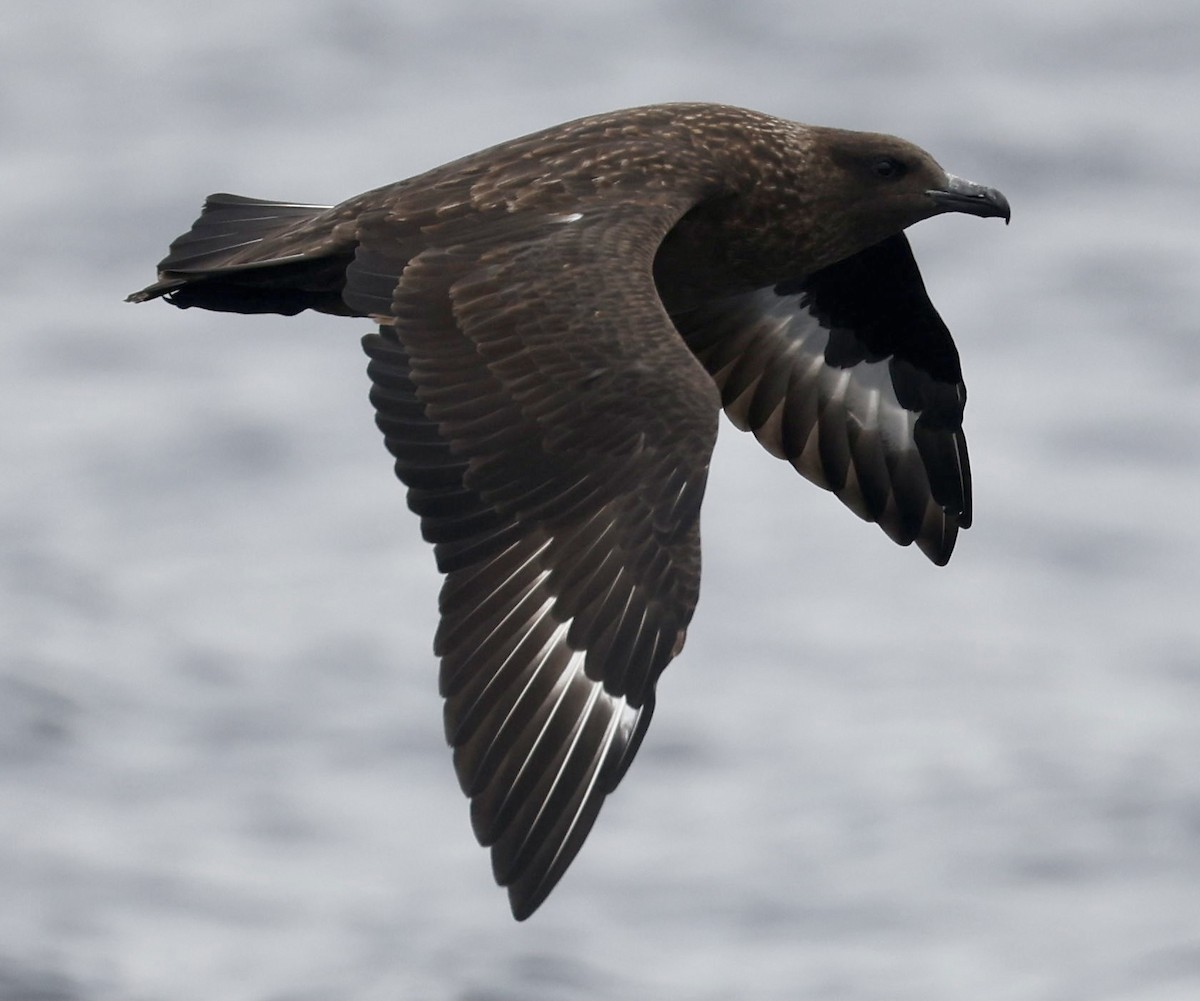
[129,103,1009,919]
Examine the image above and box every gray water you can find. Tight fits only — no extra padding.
[3,1,1199,998]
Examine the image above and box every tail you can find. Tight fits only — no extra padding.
[127,193,358,316]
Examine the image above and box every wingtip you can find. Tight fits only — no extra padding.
[508,888,541,922]
[915,517,958,566]
[926,546,953,568]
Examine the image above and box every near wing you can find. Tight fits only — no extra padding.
[354,203,720,919]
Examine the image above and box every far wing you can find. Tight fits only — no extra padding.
[671,233,971,565]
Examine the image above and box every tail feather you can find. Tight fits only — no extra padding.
[126,193,358,316]
[156,193,331,274]
[125,277,187,304]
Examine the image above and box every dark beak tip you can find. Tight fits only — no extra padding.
[992,188,1013,225]
[928,175,1011,224]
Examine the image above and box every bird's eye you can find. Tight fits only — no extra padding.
[872,157,907,180]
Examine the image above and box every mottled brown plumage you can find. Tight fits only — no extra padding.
[128,103,1009,919]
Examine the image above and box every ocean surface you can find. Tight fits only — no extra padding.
[3,1,1199,998]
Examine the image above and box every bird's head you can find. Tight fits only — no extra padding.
[793,127,1010,270]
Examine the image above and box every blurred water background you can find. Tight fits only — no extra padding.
[2,1,1199,998]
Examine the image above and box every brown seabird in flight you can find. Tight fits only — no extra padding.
[128,103,1010,920]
